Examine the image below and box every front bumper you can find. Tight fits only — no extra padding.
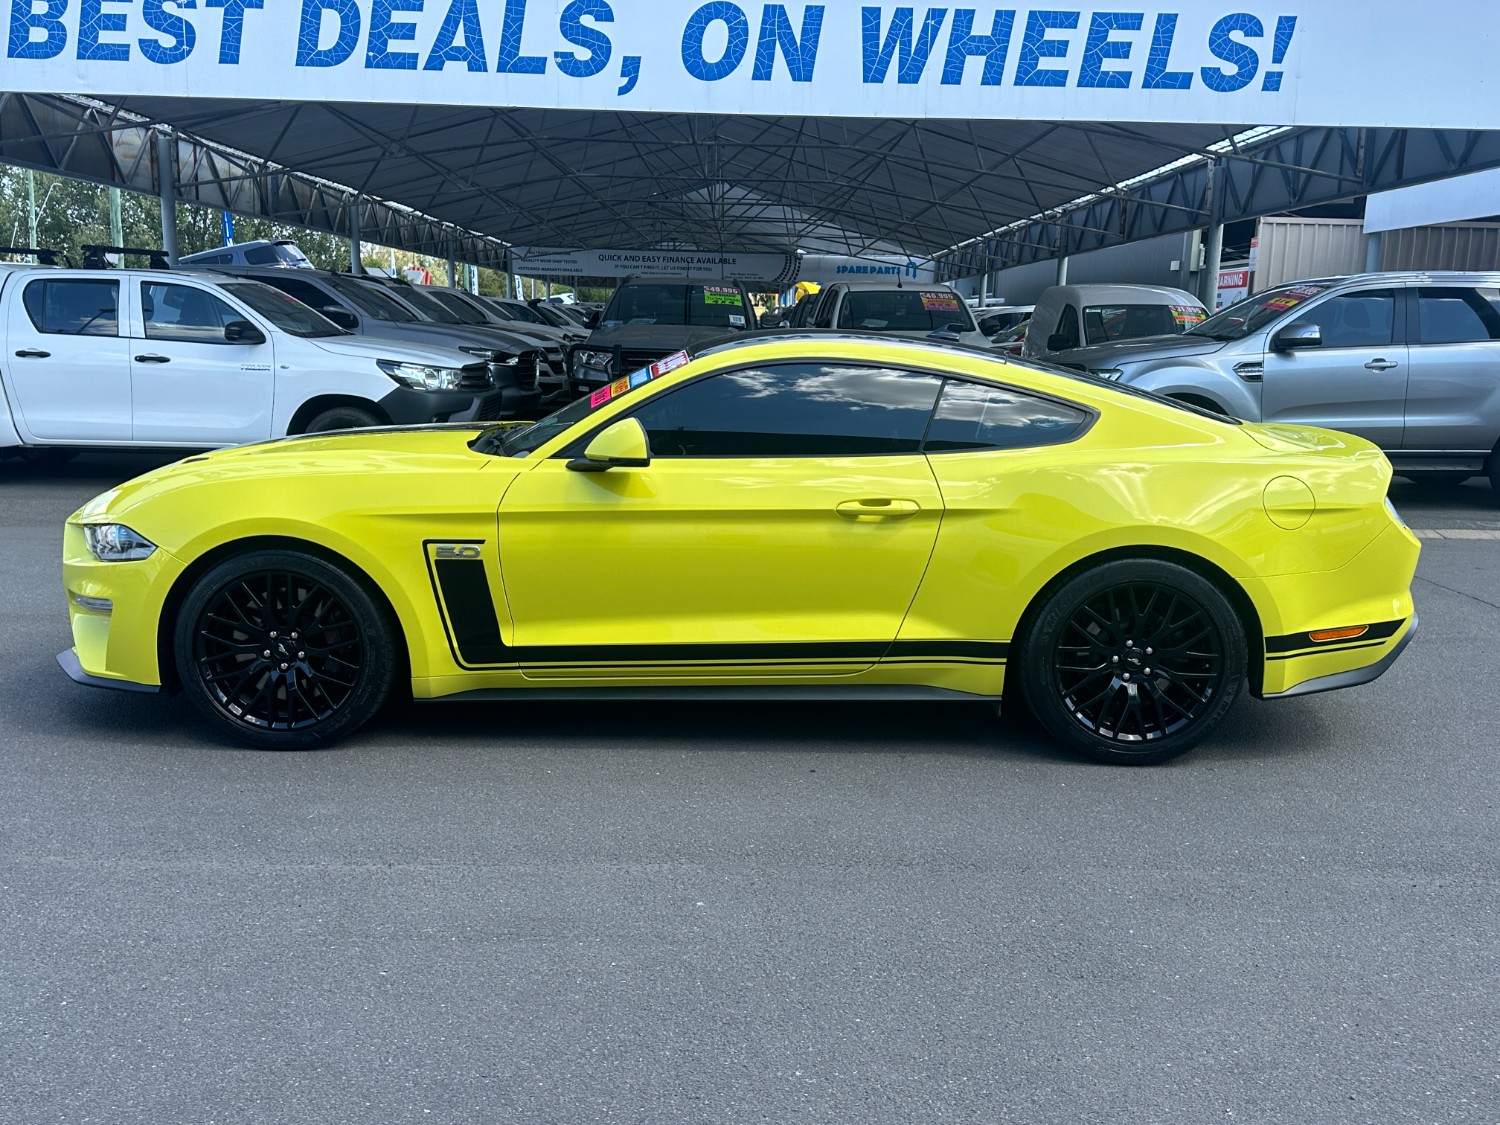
[378,385,540,424]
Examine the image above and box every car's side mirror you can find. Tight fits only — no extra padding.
[585,310,601,329]
[1047,332,1071,352]
[1273,323,1322,351]
[320,306,359,330]
[223,319,266,344]
[567,417,651,472]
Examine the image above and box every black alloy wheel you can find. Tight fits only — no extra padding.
[175,550,396,749]
[1019,560,1246,765]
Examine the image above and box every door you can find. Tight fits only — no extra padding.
[1259,287,1407,448]
[497,362,947,678]
[1402,285,1500,453]
[5,275,131,441]
[130,280,275,445]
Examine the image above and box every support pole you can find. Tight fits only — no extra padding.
[108,187,123,247]
[979,272,989,305]
[349,196,364,274]
[446,246,457,288]
[156,132,179,265]
[1055,255,1069,286]
[1364,230,1384,273]
[1200,223,1225,308]
[25,169,37,249]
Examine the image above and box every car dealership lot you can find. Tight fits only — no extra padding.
[3,455,1497,1123]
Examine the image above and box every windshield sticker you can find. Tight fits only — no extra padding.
[703,285,740,306]
[920,291,962,312]
[589,351,692,409]
[728,314,746,327]
[650,350,690,377]
[1169,305,1207,325]
[1261,285,1328,312]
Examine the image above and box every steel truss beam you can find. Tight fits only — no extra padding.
[936,127,1500,281]
[0,93,508,268]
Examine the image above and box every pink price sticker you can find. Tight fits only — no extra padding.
[589,387,613,408]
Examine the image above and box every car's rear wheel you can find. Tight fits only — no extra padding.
[1018,560,1246,765]
[174,550,396,749]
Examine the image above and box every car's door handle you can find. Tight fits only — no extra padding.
[14,348,50,358]
[836,499,921,521]
[1364,359,1398,371]
[134,354,171,363]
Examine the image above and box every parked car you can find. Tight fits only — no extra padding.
[806,281,991,347]
[1057,271,1500,490]
[1021,284,1208,364]
[783,292,819,328]
[58,333,1418,765]
[473,295,588,345]
[0,264,512,455]
[977,304,1034,338]
[205,265,544,415]
[568,277,758,395]
[179,239,313,269]
[991,318,1030,356]
[353,275,569,403]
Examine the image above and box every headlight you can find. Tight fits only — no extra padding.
[377,359,465,391]
[83,523,157,562]
[573,349,614,373]
[1089,368,1124,381]
[1385,498,1408,528]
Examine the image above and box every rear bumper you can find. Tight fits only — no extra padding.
[1262,613,1417,699]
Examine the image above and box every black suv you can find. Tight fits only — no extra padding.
[568,278,758,396]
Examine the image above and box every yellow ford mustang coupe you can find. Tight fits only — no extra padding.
[59,334,1418,765]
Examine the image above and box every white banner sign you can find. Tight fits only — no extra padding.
[2,2,1495,129]
[510,247,800,284]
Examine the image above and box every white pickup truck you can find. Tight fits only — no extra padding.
[0,263,517,458]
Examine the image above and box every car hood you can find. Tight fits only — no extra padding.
[76,424,506,522]
[1047,334,1228,368]
[585,323,745,351]
[306,334,482,368]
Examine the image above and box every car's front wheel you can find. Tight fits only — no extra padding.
[1017,559,1246,765]
[174,550,397,749]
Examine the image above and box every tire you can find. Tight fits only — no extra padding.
[304,405,382,434]
[1016,559,1247,765]
[173,550,397,749]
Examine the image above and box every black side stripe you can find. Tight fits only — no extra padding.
[428,554,1010,670]
[1264,619,1405,655]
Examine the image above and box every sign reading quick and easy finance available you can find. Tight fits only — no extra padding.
[3,2,1493,129]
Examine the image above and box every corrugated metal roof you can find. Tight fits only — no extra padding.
[104,97,1247,256]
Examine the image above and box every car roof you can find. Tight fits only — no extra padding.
[1044,283,1203,304]
[833,280,960,292]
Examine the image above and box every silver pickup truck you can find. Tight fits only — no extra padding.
[1053,271,1500,492]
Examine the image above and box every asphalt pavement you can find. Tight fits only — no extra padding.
[2,454,1496,1124]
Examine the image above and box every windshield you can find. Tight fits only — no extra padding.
[423,288,490,325]
[494,300,548,326]
[243,241,312,268]
[1188,283,1332,341]
[1083,302,1205,345]
[392,286,466,325]
[476,350,693,457]
[327,276,420,322]
[836,289,977,333]
[220,281,342,337]
[601,284,749,330]
[530,303,572,327]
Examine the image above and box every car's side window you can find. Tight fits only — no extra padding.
[21,279,119,336]
[141,282,243,343]
[624,363,944,457]
[1051,304,1081,350]
[255,274,339,316]
[1414,287,1500,344]
[1288,290,1395,348]
[924,380,1092,452]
